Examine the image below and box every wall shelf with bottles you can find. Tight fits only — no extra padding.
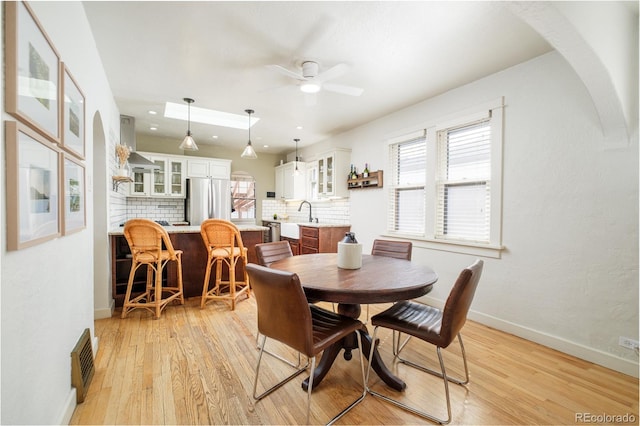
[347,170,383,189]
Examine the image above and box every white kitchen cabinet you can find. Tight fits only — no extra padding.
[187,158,231,179]
[315,148,351,198]
[275,161,307,200]
[128,153,186,197]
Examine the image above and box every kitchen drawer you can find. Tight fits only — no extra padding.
[300,245,318,254]
[301,235,318,250]
[300,227,319,238]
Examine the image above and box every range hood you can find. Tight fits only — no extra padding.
[120,115,159,171]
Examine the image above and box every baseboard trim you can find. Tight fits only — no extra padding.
[421,295,639,378]
[94,299,115,320]
[57,388,77,425]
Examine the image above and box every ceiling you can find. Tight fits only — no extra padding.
[82,1,552,155]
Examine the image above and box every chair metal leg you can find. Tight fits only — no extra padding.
[396,332,470,385]
[326,330,368,426]
[255,331,304,368]
[253,335,309,401]
[367,326,459,425]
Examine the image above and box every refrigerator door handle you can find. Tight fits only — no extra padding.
[211,179,217,219]
[208,179,213,218]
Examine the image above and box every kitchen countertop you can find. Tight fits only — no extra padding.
[109,224,268,236]
[261,220,351,228]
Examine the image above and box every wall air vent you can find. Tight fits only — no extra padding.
[70,328,95,403]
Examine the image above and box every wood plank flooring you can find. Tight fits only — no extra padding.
[71,297,639,425]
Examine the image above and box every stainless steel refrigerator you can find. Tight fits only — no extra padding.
[185,177,231,225]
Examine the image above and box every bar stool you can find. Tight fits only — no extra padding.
[200,219,251,310]
[121,219,184,319]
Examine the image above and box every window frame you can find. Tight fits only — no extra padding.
[230,171,256,224]
[384,98,504,258]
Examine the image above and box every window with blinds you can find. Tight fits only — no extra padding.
[386,100,503,251]
[436,119,491,242]
[388,134,426,234]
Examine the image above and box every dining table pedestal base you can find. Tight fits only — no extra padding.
[301,303,407,392]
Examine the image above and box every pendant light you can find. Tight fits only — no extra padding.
[293,138,301,176]
[241,109,258,159]
[178,98,198,151]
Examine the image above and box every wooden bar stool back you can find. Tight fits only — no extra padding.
[200,219,251,310]
[121,219,184,319]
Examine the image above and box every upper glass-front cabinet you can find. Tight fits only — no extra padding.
[127,153,186,198]
[314,149,351,198]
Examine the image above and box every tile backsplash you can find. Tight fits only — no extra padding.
[262,199,350,224]
[125,198,185,223]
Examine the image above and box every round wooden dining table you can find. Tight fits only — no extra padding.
[270,252,438,391]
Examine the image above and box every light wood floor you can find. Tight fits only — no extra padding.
[71,297,639,425]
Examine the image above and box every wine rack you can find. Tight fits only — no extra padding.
[347,170,383,189]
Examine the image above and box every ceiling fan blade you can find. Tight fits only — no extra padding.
[266,64,305,81]
[323,82,364,97]
[314,63,349,82]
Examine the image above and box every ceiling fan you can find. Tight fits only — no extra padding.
[266,61,364,97]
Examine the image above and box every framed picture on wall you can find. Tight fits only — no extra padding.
[4,1,62,144]
[62,154,86,235]
[61,64,85,159]
[5,121,62,251]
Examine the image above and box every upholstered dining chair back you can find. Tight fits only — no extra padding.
[440,259,483,346]
[371,239,412,260]
[254,241,293,267]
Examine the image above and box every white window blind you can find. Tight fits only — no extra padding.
[435,119,491,242]
[388,133,426,234]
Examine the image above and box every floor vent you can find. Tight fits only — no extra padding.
[71,328,95,403]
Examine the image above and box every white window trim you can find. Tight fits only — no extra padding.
[384,97,505,258]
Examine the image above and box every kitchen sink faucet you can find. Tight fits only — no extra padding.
[298,200,313,222]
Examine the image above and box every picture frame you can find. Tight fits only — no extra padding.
[4,1,62,144]
[61,154,86,235]
[5,121,62,251]
[61,64,85,159]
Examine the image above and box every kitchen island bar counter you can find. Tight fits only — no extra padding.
[109,224,268,235]
[110,223,268,307]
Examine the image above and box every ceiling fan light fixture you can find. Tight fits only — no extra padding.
[300,82,321,94]
[241,109,258,159]
[179,98,198,151]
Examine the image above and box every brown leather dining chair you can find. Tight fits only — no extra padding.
[366,259,483,425]
[246,263,367,425]
[366,239,413,322]
[121,219,185,319]
[254,240,293,267]
[253,241,295,350]
[371,239,413,260]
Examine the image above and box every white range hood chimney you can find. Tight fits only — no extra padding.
[120,115,159,171]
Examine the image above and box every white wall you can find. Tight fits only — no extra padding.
[301,51,639,376]
[0,3,120,424]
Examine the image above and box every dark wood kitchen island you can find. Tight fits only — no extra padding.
[109,224,268,307]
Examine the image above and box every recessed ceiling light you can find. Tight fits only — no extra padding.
[150,126,157,131]
[148,110,157,115]
[164,102,259,129]
[296,126,303,130]
[263,144,269,148]
[212,135,218,139]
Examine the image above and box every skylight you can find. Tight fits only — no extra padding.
[164,102,259,129]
